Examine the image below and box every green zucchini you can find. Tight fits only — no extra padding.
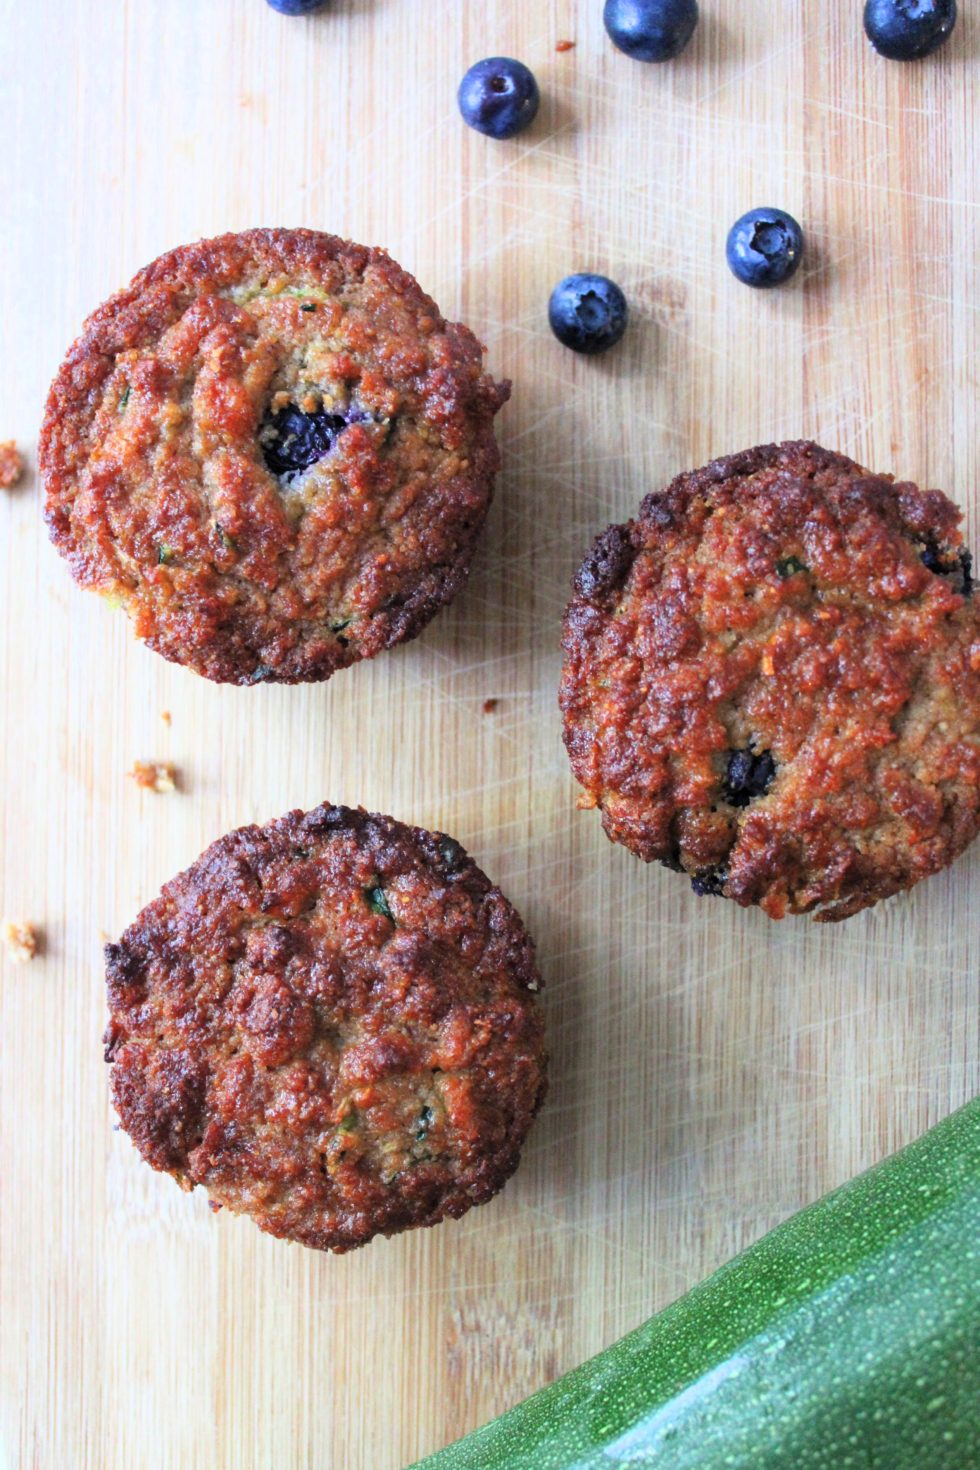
[412,1098,979,1470]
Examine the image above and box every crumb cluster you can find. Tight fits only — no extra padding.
[2,919,37,963]
[129,761,178,794]
[0,441,23,489]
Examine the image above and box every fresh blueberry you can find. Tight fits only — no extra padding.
[603,0,699,62]
[548,274,629,355]
[260,404,356,481]
[726,208,804,289]
[266,0,328,13]
[724,748,776,808]
[457,58,540,140]
[864,0,956,60]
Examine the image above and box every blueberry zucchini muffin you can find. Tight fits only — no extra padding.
[41,230,509,684]
[561,441,980,922]
[103,803,546,1252]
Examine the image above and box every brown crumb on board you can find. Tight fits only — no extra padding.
[0,441,23,488]
[160,710,172,726]
[482,698,499,714]
[129,761,178,794]
[3,920,38,964]
[556,39,576,52]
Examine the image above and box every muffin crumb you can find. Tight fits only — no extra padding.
[129,761,178,794]
[556,38,576,52]
[482,697,499,714]
[2,919,37,964]
[160,710,172,726]
[0,441,23,489]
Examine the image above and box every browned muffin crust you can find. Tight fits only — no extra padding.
[103,804,546,1252]
[41,230,509,684]
[561,441,980,922]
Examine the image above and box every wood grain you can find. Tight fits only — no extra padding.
[2,3,978,1467]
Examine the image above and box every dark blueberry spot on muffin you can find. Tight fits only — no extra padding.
[415,1105,434,1143]
[920,540,973,595]
[575,524,635,601]
[157,544,175,566]
[365,885,394,922]
[776,555,807,578]
[302,805,347,836]
[920,541,946,575]
[118,385,131,411]
[691,867,728,898]
[438,836,466,872]
[960,550,974,595]
[244,663,274,685]
[260,404,351,481]
[724,747,776,807]
[300,302,317,312]
[639,493,676,530]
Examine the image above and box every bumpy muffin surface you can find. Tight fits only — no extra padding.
[104,804,546,1252]
[561,441,980,921]
[41,229,509,684]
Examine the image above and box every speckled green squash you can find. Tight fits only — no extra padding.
[412,1098,979,1470]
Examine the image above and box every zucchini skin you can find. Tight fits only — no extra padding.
[411,1098,980,1469]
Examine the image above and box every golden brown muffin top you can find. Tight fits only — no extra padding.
[105,804,546,1252]
[42,229,509,684]
[561,441,980,921]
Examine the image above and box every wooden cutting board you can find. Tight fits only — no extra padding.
[2,3,978,1466]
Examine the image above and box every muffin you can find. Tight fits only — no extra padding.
[561,441,980,922]
[41,229,509,684]
[103,803,546,1252]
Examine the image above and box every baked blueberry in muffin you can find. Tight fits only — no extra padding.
[41,229,509,684]
[561,441,980,921]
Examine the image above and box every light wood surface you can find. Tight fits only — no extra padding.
[2,3,979,1467]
